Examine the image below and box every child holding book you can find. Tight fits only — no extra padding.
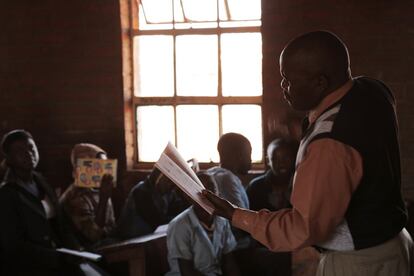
[166,172,240,276]
[60,143,116,248]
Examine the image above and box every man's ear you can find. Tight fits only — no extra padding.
[316,74,329,92]
[317,74,329,92]
[265,155,270,166]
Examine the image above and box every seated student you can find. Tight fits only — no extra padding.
[244,138,299,276]
[0,130,107,276]
[166,172,240,276]
[116,167,189,239]
[247,138,298,211]
[60,143,116,248]
[207,133,251,249]
[207,132,250,209]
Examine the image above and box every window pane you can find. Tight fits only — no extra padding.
[219,20,261,28]
[137,106,175,162]
[181,0,217,21]
[218,0,229,20]
[139,7,173,30]
[173,0,185,22]
[176,105,219,162]
[221,33,262,96]
[176,35,218,96]
[226,0,261,20]
[174,22,218,29]
[134,36,174,97]
[222,105,263,162]
[141,0,173,23]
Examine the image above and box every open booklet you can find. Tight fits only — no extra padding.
[155,142,215,215]
[74,158,117,188]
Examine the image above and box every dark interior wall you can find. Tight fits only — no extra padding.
[0,1,126,194]
[1,1,414,203]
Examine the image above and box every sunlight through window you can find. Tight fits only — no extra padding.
[133,0,262,165]
[137,106,175,162]
[176,105,219,162]
[134,36,174,97]
[222,105,263,162]
[221,33,262,96]
[176,35,218,96]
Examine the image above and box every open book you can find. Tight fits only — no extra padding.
[155,142,215,215]
[74,158,117,188]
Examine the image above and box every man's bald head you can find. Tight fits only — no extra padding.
[282,31,351,88]
[279,31,352,111]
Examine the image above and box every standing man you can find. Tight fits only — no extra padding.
[203,31,412,275]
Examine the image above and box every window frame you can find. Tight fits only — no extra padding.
[128,0,264,170]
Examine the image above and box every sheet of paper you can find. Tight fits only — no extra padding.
[155,144,214,215]
[57,248,102,262]
[154,224,169,234]
[74,158,117,188]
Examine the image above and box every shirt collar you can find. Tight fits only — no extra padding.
[187,206,220,231]
[308,79,354,124]
[3,168,31,187]
[2,168,43,198]
[188,206,202,229]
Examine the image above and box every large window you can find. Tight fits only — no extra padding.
[132,0,262,166]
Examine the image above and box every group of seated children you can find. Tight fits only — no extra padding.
[0,129,299,276]
[0,130,109,275]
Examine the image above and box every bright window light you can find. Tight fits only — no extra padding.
[221,33,262,96]
[222,104,263,162]
[137,106,175,162]
[181,0,217,21]
[176,105,220,162]
[176,35,218,96]
[134,36,174,97]
[133,0,262,165]
[140,0,173,23]
[226,0,261,20]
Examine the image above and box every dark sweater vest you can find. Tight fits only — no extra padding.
[297,76,407,250]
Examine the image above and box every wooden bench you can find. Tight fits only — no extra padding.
[97,232,169,276]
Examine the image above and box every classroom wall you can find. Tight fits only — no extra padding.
[1,1,414,211]
[0,0,126,194]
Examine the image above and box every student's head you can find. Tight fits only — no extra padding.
[267,138,298,176]
[71,143,107,169]
[198,172,218,195]
[71,143,107,180]
[150,168,175,195]
[279,31,351,111]
[1,129,39,171]
[217,132,252,174]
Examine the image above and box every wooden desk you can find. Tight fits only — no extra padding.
[97,232,168,276]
